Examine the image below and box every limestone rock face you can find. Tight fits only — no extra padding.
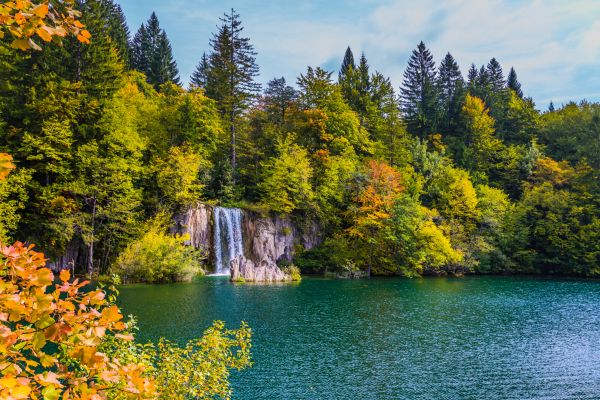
[242,211,320,266]
[174,204,322,281]
[172,203,212,250]
[230,255,290,282]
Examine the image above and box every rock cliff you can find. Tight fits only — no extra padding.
[173,203,321,282]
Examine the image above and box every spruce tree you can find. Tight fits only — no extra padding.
[102,0,130,65]
[486,58,505,92]
[153,30,180,86]
[339,46,355,80]
[437,52,465,137]
[130,24,149,72]
[205,9,260,185]
[507,67,523,98]
[548,101,555,112]
[438,52,463,102]
[190,52,210,88]
[131,12,180,88]
[400,41,438,139]
[467,64,478,87]
[357,53,371,97]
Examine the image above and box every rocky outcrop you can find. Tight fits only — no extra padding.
[230,255,291,282]
[172,203,212,250]
[174,203,322,282]
[242,211,320,266]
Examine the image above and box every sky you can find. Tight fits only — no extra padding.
[120,0,600,109]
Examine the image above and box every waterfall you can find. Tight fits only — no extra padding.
[213,207,244,275]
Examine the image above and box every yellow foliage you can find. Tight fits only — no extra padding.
[0,242,156,399]
[0,1,90,50]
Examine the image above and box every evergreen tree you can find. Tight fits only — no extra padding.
[467,63,478,87]
[190,52,210,88]
[264,77,297,126]
[548,101,555,112]
[130,24,149,72]
[486,58,505,92]
[339,46,355,80]
[102,0,130,64]
[437,52,465,137]
[205,9,260,187]
[356,53,371,112]
[340,51,371,117]
[507,67,523,98]
[477,65,490,88]
[131,12,180,88]
[400,41,438,139]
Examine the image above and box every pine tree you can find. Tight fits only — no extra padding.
[341,52,371,117]
[339,46,355,80]
[507,67,523,98]
[400,41,438,139]
[548,101,555,112]
[438,52,463,103]
[357,53,371,99]
[130,24,149,72]
[190,52,210,88]
[437,52,465,137]
[130,12,180,88]
[205,9,260,186]
[486,58,505,92]
[478,65,490,88]
[467,63,478,86]
[152,30,180,86]
[102,0,130,65]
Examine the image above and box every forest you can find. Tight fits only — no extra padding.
[0,0,599,282]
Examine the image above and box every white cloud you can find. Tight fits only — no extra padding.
[122,0,600,107]
[248,0,600,107]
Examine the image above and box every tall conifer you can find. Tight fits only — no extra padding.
[131,12,180,88]
[486,58,505,92]
[190,52,210,88]
[205,9,260,186]
[400,41,438,139]
[507,67,523,98]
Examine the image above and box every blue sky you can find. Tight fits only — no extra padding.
[120,0,600,109]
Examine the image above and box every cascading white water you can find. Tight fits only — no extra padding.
[213,207,244,275]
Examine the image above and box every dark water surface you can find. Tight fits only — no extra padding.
[118,276,600,399]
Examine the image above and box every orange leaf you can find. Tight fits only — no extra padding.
[59,269,70,282]
[36,27,52,42]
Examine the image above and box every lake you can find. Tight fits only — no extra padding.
[118,276,600,399]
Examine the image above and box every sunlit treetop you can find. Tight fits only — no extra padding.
[0,0,90,50]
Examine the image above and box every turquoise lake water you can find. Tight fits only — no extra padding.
[118,276,600,399]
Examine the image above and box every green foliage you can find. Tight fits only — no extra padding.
[131,12,180,88]
[1,3,600,282]
[400,41,439,140]
[0,168,31,242]
[156,146,206,208]
[539,101,600,170]
[112,214,204,283]
[259,135,314,214]
[282,265,302,281]
[102,319,252,400]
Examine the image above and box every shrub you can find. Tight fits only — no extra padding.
[282,265,302,281]
[112,215,204,283]
[0,241,156,399]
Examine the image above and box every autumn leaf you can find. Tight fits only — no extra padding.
[59,269,70,282]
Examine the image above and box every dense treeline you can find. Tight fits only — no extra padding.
[0,1,598,278]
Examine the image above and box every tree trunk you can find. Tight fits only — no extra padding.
[87,195,97,279]
[230,113,236,187]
